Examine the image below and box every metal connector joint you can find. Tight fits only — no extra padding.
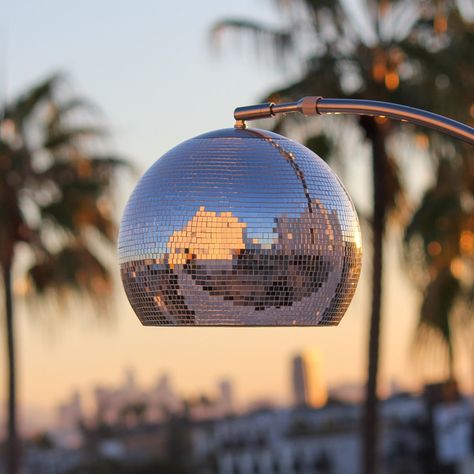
[297,96,323,116]
[233,97,323,127]
[234,102,275,122]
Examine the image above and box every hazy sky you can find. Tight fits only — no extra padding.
[2,0,472,430]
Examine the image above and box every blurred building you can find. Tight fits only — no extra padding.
[291,349,328,408]
[18,391,474,474]
[193,404,360,474]
[193,392,458,474]
[57,391,83,428]
[328,382,365,404]
[422,381,473,473]
[55,391,84,449]
[17,373,474,474]
[218,379,234,416]
[147,374,184,421]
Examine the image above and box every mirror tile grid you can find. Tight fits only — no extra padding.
[118,128,362,326]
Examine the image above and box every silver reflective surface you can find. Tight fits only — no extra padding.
[118,128,362,326]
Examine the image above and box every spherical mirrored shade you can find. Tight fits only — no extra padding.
[118,128,362,326]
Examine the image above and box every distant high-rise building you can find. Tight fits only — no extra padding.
[218,379,234,415]
[125,367,136,388]
[57,390,83,427]
[291,349,327,408]
[153,374,182,413]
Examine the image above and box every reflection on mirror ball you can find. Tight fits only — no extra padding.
[118,128,362,326]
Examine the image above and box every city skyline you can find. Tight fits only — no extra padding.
[2,0,474,435]
[1,349,432,438]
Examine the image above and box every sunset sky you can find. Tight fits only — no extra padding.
[2,0,473,432]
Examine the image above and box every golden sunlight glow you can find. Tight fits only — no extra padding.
[450,258,464,278]
[372,62,386,83]
[460,231,474,255]
[385,70,399,91]
[434,14,448,34]
[427,241,442,256]
[0,119,16,143]
[415,133,429,150]
[13,278,31,296]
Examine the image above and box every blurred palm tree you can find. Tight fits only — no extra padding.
[404,6,474,384]
[211,1,473,472]
[0,73,128,474]
[404,153,474,382]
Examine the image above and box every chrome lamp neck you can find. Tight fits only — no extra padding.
[234,97,474,146]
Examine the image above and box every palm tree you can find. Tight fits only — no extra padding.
[403,6,474,384]
[0,73,128,474]
[211,2,473,472]
[404,155,474,382]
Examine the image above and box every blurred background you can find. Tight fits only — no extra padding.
[1,0,474,473]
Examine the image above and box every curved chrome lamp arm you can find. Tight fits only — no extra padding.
[234,96,474,146]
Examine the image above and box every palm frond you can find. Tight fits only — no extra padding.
[46,97,101,134]
[43,126,106,151]
[5,73,64,130]
[35,155,129,183]
[210,19,295,64]
[28,244,112,312]
[39,175,117,242]
[404,160,464,265]
[412,266,460,379]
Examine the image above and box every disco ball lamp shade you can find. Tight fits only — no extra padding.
[118,128,362,326]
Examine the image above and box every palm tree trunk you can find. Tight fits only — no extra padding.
[3,259,19,474]
[362,118,387,474]
[447,339,455,381]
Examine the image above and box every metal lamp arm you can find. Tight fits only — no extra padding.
[234,96,474,146]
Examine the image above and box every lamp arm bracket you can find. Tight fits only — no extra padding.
[234,96,474,146]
